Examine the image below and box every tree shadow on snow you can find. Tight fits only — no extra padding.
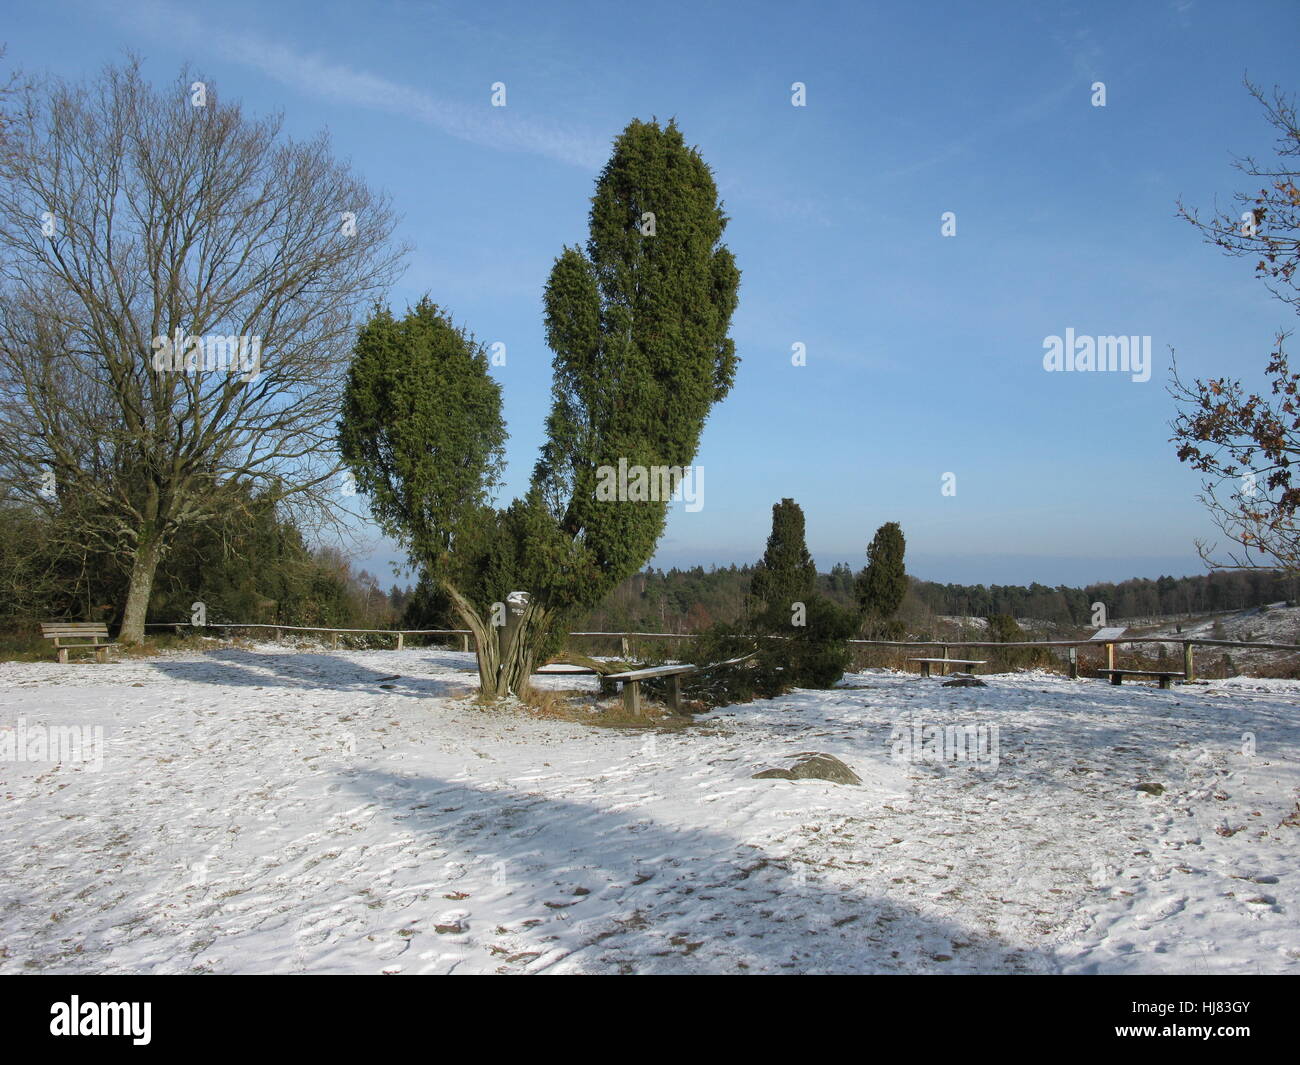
[341,767,1060,975]
[144,646,477,700]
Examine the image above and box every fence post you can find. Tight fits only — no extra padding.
[1183,641,1195,681]
[459,633,469,652]
[621,636,631,658]
[396,632,404,651]
[1068,645,1078,679]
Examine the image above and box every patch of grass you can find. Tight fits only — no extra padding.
[0,624,245,663]
[521,684,696,731]
[0,629,53,662]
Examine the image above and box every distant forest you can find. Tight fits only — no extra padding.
[8,482,1293,636]
[561,563,1298,635]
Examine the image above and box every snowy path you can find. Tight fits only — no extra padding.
[1,646,1296,973]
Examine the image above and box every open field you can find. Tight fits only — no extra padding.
[2,644,1296,974]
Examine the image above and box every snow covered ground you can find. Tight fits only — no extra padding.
[1,643,1297,974]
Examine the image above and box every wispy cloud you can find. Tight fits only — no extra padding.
[97,0,608,169]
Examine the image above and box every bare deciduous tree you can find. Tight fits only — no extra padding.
[0,58,404,640]
[1172,80,1300,573]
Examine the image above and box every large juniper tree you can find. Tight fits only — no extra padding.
[340,118,740,698]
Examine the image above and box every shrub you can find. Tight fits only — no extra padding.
[683,596,856,707]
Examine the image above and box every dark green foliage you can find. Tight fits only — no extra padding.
[338,298,506,579]
[984,614,1050,671]
[683,596,857,707]
[681,501,856,706]
[0,487,370,632]
[986,614,1022,643]
[338,118,741,697]
[682,622,773,705]
[780,596,858,687]
[400,574,456,631]
[750,499,817,617]
[857,521,908,630]
[531,117,741,611]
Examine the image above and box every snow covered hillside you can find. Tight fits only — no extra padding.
[1141,602,1300,644]
[1,645,1296,974]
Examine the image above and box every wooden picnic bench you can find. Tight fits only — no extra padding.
[1097,668,1182,690]
[910,657,986,678]
[603,655,755,714]
[604,663,696,713]
[40,621,115,664]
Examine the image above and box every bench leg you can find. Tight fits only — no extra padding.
[919,661,930,678]
[58,647,68,665]
[623,679,641,715]
[1159,675,1172,690]
[668,674,682,714]
[1110,672,1123,685]
[96,646,107,663]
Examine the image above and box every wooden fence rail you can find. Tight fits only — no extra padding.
[140,622,1300,682]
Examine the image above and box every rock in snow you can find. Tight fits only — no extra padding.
[942,675,988,687]
[752,752,862,785]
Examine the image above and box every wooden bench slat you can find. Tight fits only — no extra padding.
[532,664,599,675]
[604,664,698,681]
[909,658,986,664]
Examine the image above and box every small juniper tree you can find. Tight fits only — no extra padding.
[686,498,856,705]
[341,118,740,698]
[857,521,908,634]
[749,498,817,622]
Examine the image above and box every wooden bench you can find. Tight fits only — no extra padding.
[909,657,986,678]
[40,621,115,664]
[603,663,696,713]
[603,655,754,714]
[1097,668,1182,690]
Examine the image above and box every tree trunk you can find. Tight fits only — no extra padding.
[119,534,165,643]
[442,581,555,700]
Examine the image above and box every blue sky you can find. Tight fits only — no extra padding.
[5,0,1298,586]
